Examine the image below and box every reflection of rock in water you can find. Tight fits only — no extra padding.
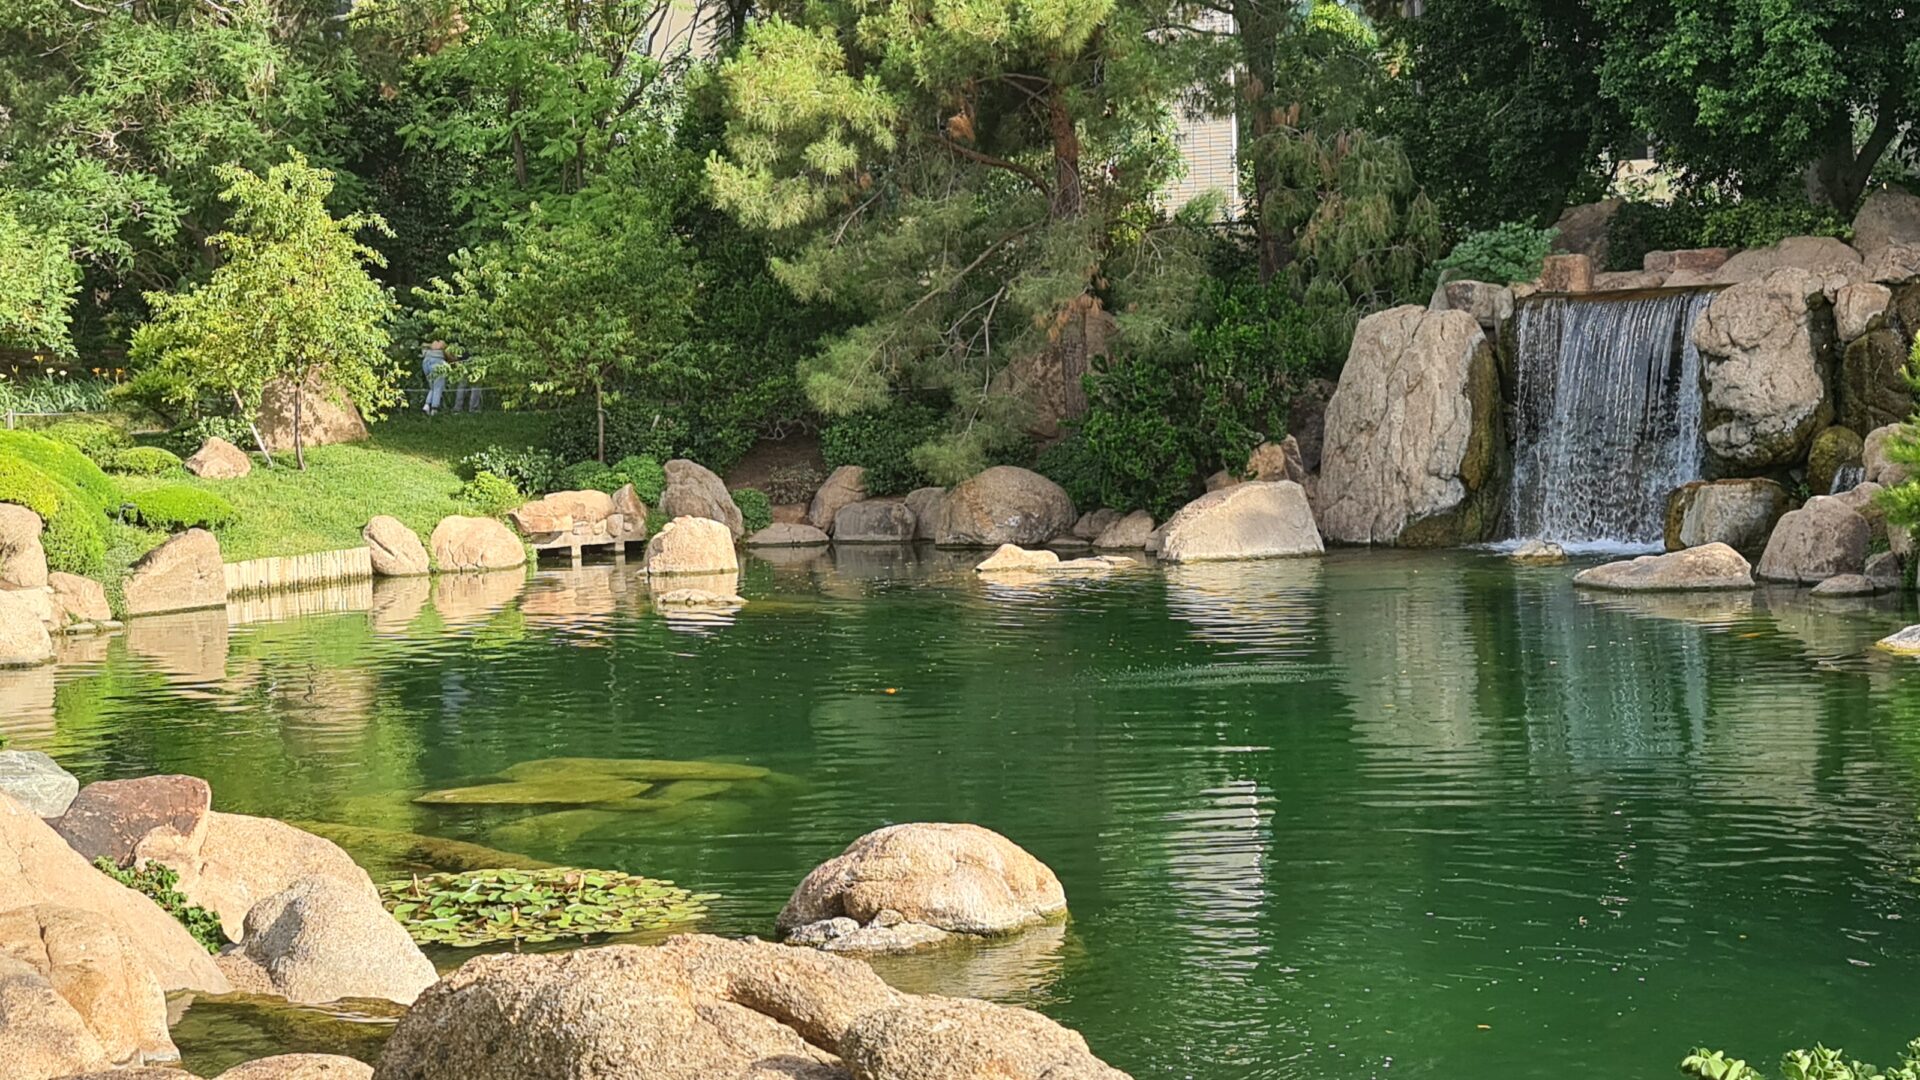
[818,544,920,599]
[368,576,431,636]
[170,992,396,1077]
[1321,555,1484,756]
[271,666,378,745]
[522,564,636,632]
[227,579,374,627]
[1756,585,1903,660]
[1576,588,1755,628]
[54,632,112,667]
[748,546,831,572]
[649,572,742,633]
[431,571,527,626]
[1163,560,1322,652]
[0,663,55,744]
[862,920,1069,1004]
[126,607,230,685]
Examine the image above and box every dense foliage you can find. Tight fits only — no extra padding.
[1435,223,1558,286]
[1681,1039,1920,1080]
[126,485,239,531]
[93,857,226,954]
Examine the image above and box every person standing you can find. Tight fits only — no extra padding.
[422,340,449,414]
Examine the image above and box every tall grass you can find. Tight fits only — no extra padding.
[0,373,118,417]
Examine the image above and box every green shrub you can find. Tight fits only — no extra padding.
[0,429,118,508]
[456,445,564,495]
[93,857,225,954]
[126,486,237,531]
[613,455,665,503]
[1681,1037,1920,1080]
[1435,222,1558,285]
[731,488,772,533]
[1606,193,1854,271]
[820,402,947,496]
[104,446,184,476]
[36,418,132,464]
[0,438,108,576]
[458,471,523,516]
[644,508,669,535]
[560,460,623,493]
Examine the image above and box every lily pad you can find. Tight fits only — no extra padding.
[414,777,651,806]
[379,867,716,948]
[499,757,771,783]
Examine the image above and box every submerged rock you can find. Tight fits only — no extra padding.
[1573,543,1754,592]
[1508,540,1567,566]
[415,777,650,806]
[498,757,770,784]
[973,545,1134,575]
[1876,625,1920,654]
[1158,482,1322,563]
[650,588,747,608]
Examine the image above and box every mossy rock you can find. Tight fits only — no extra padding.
[415,777,651,806]
[292,820,555,875]
[1838,329,1912,435]
[498,757,771,783]
[1400,338,1509,547]
[1807,425,1865,495]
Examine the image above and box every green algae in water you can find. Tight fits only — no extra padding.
[414,776,652,806]
[380,867,717,947]
[499,756,771,783]
[292,821,555,875]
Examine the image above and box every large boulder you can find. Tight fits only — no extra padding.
[1852,190,1920,261]
[0,904,176,1066]
[904,487,946,541]
[1808,426,1866,495]
[1318,307,1503,545]
[219,876,436,1006]
[0,504,49,589]
[1157,482,1323,564]
[1664,479,1790,554]
[1694,269,1834,470]
[0,793,229,993]
[0,590,54,667]
[840,997,1129,1080]
[183,437,252,480]
[1834,282,1892,342]
[172,812,378,944]
[123,529,226,617]
[363,517,429,577]
[0,752,77,818]
[1071,508,1125,542]
[1538,254,1593,293]
[644,516,739,576]
[1093,510,1155,550]
[930,467,1076,548]
[1864,423,1914,487]
[428,517,524,573]
[658,460,744,539]
[808,466,867,534]
[46,574,109,627]
[1838,329,1912,435]
[1755,496,1871,584]
[1711,236,1865,289]
[1438,280,1514,333]
[371,935,901,1080]
[0,954,111,1079]
[53,775,211,869]
[1549,199,1623,268]
[777,823,1066,952]
[973,545,1133,576]
[1573,543,1755,592]
[214,1056,375,1080]
[832,500,917,544]
[257,376,368,454]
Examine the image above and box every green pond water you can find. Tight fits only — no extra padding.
[9,548,1920,1078]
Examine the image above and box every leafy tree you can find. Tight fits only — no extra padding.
[418,190,697,463]
[131,156,401,469]
[0,204,79,355]
[1435,222,1557,284]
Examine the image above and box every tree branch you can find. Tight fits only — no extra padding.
[927,133,1050,198]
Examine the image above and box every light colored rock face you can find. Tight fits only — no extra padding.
[808,466,868,534]
[904,487,945,540]
[1318,307,1502,546]
[1509,540,1567,566]
[1839,329,1912,435]
[223,876,436,1006]
[1712,236,1864,288]
[46,574,109,626]
[777,823,1065,942]
[1093,510,1154,550]
[0,589,54,667]
[428,517,525,573]
[644,517,739,576]
[257,376,368,454]
[1644,248,1731,275]
[1539,254,1593,293]
[373,935,904,1080]
[0,752,77,818]
[173,812,377,944]
[1878,625,1920,654]
[841,997,1130,1080]
[833,500,917,543]
[1834,282,1892,341]
[744,522,829,547]
[0,793,229,994]
[1665,479,1790,553]
[1593,269,1667,291]
[1811,573,1880,597]
[931,467,1076,549]
[1694,269,1833,470]
[53,775,211,869]
[0,904,176,1066]
[1072,508,1125,541]
[0,953,110,1079]
[1864,424,1914,487]
[184,437,253,479]
[1865,244,1920,285]
[1158,481,1323,564]
[123,529,226,617]
[1853,190,1920,260]
[1756,496,1871,584]
[1440,280,1516,330]
[0,504,49,589]
[659,459,744,539]
[1573,543,1755,592]
[214,1055,375,1080]
[650,588,745,609]
[362,517,429,577]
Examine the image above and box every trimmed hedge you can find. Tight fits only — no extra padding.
[458,471,523,516]
[0,430,118,509]
[105,446,185,476]
[0,447,107,576]
[37,418,132,464]
[126,486,237,532]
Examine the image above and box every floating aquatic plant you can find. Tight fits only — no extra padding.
[379,867,717,947]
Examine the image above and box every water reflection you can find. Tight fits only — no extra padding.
[431,570,527,626]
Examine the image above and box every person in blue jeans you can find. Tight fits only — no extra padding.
[422,341,449,414]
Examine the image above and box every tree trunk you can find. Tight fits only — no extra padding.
[1802,102,1903,213]
[230,388,274,468]
[1046,86,1084,220]
[595,384,607,464]
[293,385,306,471]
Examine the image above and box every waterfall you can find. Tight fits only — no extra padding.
[1506,290,1715,550]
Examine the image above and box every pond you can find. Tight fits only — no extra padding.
[8,548,1920,1078]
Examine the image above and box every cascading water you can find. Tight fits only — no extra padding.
[1506,290,1715,550]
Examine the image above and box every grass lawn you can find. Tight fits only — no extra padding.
[119,410,555,564]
